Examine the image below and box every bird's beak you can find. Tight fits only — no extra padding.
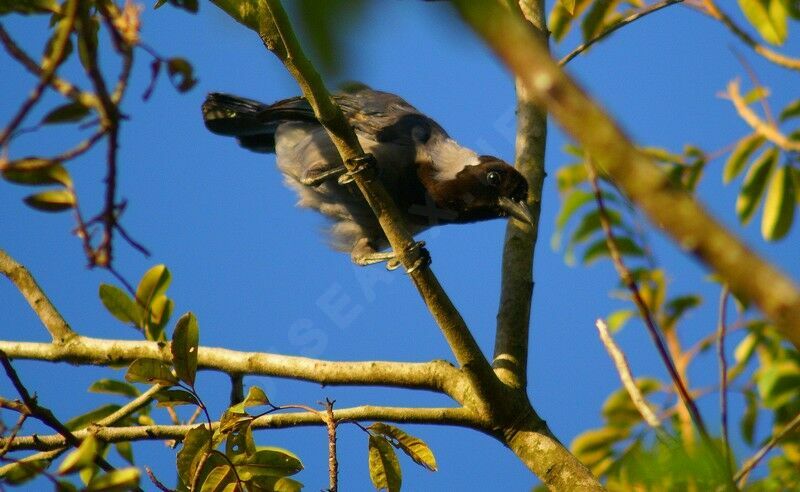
[498,197,534,226]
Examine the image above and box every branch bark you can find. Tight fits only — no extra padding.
[0,337,466,398]
[492,0,548,390]
[452,0,800,352]
[0,406,481,452]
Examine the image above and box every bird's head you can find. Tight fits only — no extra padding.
[431,156,533,226]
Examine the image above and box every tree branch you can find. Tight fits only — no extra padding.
[0,406,481,452]
[492,0,547,390]
[0,337,466,399]
[0,249,76,344]
[559,0,685,66]
[452,0,800,353]
[726,79,800,152]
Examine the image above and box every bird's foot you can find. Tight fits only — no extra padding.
[351,239,430,273]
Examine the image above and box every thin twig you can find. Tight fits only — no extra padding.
[584,161,712,442]
[717,285,732,475]
[595,319,663,430]
[725,79,800,152]
[145,466,175,492]
[734,411,800,487]
[324,399,338,492]
[559,0,685,66]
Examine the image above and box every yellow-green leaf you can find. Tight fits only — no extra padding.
[369,423,437,471]
[23,189,74,212]
[88,379,140,398]
[172,312,199,387]
[368,436,401,492]
[154,388,200,407]
[199,465,237,492]
[236,447,303,480]
[125,358,178,386]
[736,147,777,224]
[738,0,788,45]
[85,467,140,492]
[560,0,577,15]
[2,459,49,485]
[2,158,71,187]
[65,404,121,431]
[723,133,765,184]
[136,264,171,309]
[98,284,141,326]
[59,435,99,475]
[177,425,212,485]
[761,165,795,240]
[780,99,800,121]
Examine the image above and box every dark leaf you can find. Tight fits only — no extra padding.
[177,425,212,485]
[125,358,178,386]
[155,388,200,407]
[23,189,75,212]
[41,101,91,124]
[172,312,199,386]
[98,284,141,326]
[167,58,197,93]
[65,404,121,431]
[3,159,71,186]
[88,379,140,398]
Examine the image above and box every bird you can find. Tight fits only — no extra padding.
[201,85,532,267]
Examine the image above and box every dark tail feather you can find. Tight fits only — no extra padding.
[202,92,316,154]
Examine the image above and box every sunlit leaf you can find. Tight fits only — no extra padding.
[226,420,255,463]
[65,404,121,431]
[230,385,270,414]
[172,312,199,387]
[236,447,304,480]
[23,189,74,212]
[177,425,212,485]
[556,189,595,230]
[2,459,50,484]
[0,0,59,15]
[723,133,765,184]
[59,435,99,475]
[736,147,777,224]
[199,465,236,492]
[742,85,771,105]
[88,379,140,398]
[369,423,437,471]
[154,388,200,407]
[556,162,588,192]
[738,0,788,45]
[780,99,800,121]
[761,165,795,240]
[602,378,661,428]
[571,427,629,460]
[757,361,800,409]
[125,358,178,386]
[115,441,134,465]
[582,236,643,264]
[136,264,171,309]
[98,284,140,326]
[368,436,401,492]
[167,57,198,92]
[741,389,759,446]
[85,467,140,491]
[2,159,72,187]
[581,0,618,41]
[606,309,634,333]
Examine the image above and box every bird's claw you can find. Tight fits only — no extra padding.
[388,240,430,274]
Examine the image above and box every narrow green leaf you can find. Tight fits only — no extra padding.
[779,99,800,121]
[177,425,212,485]
[369,423,437,471]
[571,427,629,458]
[368,436,401,492]
[199,465,236,492]
[560,0,577,15]
[736,147,777,224]
[154,388,200,407]
[115,441,134,465]
[581,0,617,41]
[2,159,72,186]
[172,312,199,386]
[582,236,643,264]
[125,358,178,386]
[136,264,171,309]
[85,467,140,492]
[602,378,661,428]
[59,435,99,475]
[570,208,622,246]
[556,189,594,230]
[98,284,140,326]
[0,0,60,15]
[65,404,121,431]
[2,459,49,484]
[606,309,634,333]
[167,57,198,92]
[757,361,800,408]
[23,189,74,212]
[742,85,770,105]
[88,379,140,398]
[738,0,788,45]
[208,0,264,31]
[556,162,588,192]
[236,447,303,480]
[723,133,765,184]
[741,389,759,446]
[148,295,174,336]
[761,165,795,240]
[42,101,91,124]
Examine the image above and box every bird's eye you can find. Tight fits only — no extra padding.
[486,171,501,187]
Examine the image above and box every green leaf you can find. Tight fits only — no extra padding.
[85,467,140,491]
[602,378,661,428]
[115,441,134,465]
[208,0,265,31]
[41,101,91,124]
[88,379,140,398]
[556,162,588,192]
[368,423,437,472]
[0,0,59,15]
[606,309,634,333]
[571,427,629,462]
[167,57,198,92]
[582,0,618,41]
[59,435,99,475]
[723,133,765,184]
[172,312,199,387]
[742,85,771,105]
[736,147,778,224]
[163,0,199,13]
[23,189,74,212]
[2,459,50,484]
[230,385,270,414]
[219,409,255,434]
[225,420,255,463]
[136,264,171,310]
[154,388,200,407]
[199,465,237,492]
[125,358,178,386]
[368,436,401,492]
[738,0,788,45]
[76,15,99,73]
[177,425,212,485]
[560,0,577,14]
[148,295,174,338]
[741,389,759,446]
[582,236,643,264]
[761,165,795,240]
[570,208,621,246]
[2,158,72,186]
[98,284,141,326]
[757,361,800,408]
[249,477,304,492]
[556,189,595,230]
[664,295,702,325]
[236,447,304,480]
[779,99,800,121]
[65,404,121,431]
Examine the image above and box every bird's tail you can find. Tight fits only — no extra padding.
[202,93,316,154]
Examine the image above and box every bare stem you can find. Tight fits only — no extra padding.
[717,285,732,475]
[734,411,800,487]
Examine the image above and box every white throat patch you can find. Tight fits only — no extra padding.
[426,137,481,181]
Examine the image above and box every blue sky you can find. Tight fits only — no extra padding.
[2,1,800,490]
